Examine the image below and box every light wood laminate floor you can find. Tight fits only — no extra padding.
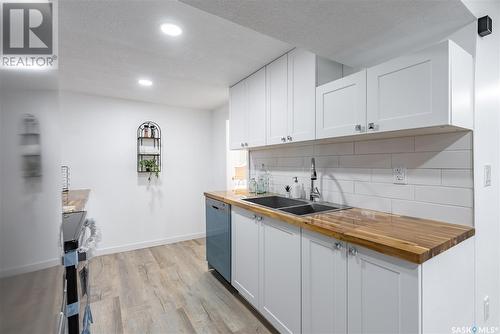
[1,238,273,334]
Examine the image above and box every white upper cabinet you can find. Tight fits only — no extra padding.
[316,70,367,139]
[302,230,347,334]
[229,80,247,150]
[287,48,316,142]
[247,68,267,147]
[347,245,420,334]
[231,207,260,309]
[266,54,289,145]
[267,49,317,145]
[366,40,473,133]
[229,67,266,150]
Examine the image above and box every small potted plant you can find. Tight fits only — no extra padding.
[139,159,159,181]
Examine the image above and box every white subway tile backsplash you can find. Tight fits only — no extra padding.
[250,131,473,225]
[392,200,473,226]
[371,169,393,183]
[407,169,442,185]
[315,156,340,168]
[339,154,392,168]
[342,193,392,212]
[442,169,473,188]
[321,179,354,194]
[371,169,442,185]
[276,157,304,168]
[355,181,414,200]
[415,186,473,207]
[414,131,472,152]
[319,167,371,182]
[314,142,353,156]
[355,137,414,154]
[392,151,472,169]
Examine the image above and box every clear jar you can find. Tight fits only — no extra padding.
[249,178,257,194]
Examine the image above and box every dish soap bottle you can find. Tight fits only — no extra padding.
[290,177,301,199]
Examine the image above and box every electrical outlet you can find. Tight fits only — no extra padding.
[484,165,492,187]
[393,166,407,184]
[484,296,490,321]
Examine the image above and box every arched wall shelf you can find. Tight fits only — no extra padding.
[137,121,162,175]
[21,114,42,178]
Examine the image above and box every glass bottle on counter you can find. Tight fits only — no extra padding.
[256,163,270,194]
[249,178,257,194]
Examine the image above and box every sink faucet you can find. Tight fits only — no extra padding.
[310,158,321,201]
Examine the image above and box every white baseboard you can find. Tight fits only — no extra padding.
[94,232,206,257]
[0,258,60,278]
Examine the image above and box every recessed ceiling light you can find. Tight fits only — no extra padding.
[138,79,153,87]
[160,23,182,37]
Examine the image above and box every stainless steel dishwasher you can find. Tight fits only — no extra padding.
[205,198,231,282]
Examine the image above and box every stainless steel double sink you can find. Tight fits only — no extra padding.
[242,196,350,216]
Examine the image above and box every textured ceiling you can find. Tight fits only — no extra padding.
[58,0,291,110]
[180,0,475,67]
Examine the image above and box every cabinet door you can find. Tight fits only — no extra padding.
[246,68,267,148]
[231,207,260,309]
[302,230,347,334]
[347,245,420,334]
[260,217,301,334]
[266,54,288,145]
[288,48,316,142]
[229,80,247,150]
[366,42,448,133]
[316,70,367,139]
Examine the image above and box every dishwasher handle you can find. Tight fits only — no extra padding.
[206,198,228,213]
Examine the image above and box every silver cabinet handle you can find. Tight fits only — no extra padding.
[281,136,286,142]
[368,122,376,131]
[245,142,249,147]
[240,142,244,147]
[287,135,293,141]
[348,247,358,256]
[355,124,362,132]
[334,242,343,250]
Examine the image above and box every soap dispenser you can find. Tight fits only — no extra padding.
[291,177,301,199]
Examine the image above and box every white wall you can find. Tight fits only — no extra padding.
[60,91,213,255]
[0,89,62,277]
[462,0,500,328]
[250,131,474,226]
[210,103,229,190]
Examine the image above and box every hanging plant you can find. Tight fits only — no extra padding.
[139,159,160,181]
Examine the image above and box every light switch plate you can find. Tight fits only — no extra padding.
[484,165,492,187]
[393,166,407,184]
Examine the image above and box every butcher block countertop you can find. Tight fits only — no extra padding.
[62,189,90,213]
[204,190,475,264]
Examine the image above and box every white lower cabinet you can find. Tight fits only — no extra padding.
[301,230,347,334]
[231,207,260,309]
[260,217,301,334]
[231,209,474,334]
[347,245,420,334]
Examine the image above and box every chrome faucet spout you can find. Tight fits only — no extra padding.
[310,158,320,201]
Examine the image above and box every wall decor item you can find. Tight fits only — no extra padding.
[20,114,42,178]
[137,121,161,180]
